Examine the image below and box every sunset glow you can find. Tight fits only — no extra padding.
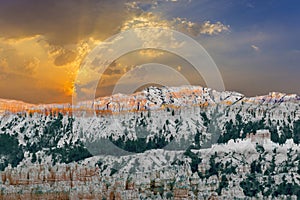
[0,0,299,103]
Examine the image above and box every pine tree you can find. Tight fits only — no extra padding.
[293,120,300,144]
[270,127,279,143]
[31,152,37,163]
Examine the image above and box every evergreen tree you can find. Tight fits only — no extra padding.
[193,129,201,149]
[240,174,261,197]
[0,133,24,170]
[293,119,300,144]
[217,174,229,195]
[250,160,262,174]
[31,152,37,163]
[270,127,279,143]
[184,148,201,173]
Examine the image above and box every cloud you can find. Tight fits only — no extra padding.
[104,68,123,76]
[0,0,231,103]
[121,14,229,37]
[125,0,187,12]
[54,49,77,66]
[0,58,9,79]
[0,0,133,45]
[0,36,42,76]
[173,18,230,36]
[251,44,260,52]
[0,58,8,69]
[120,13,170,31]
[177,65,182,71]
[139,49,164,57]
[125,1,158,11]
[0,34,100,102]
[199,21,230,35]
[23,57,40,74]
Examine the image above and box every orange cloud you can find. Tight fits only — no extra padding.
[0,0,229,103]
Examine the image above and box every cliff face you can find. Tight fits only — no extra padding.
[0,99,33,114]
[1,164,100,185]
[0,164,103,199]
[1,86,299,115]
[0,86,300,199]
[1,139,300,199]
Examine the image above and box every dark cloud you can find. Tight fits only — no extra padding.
[104,68,122,75]
[0,0,134,45]
[54,49,77,66]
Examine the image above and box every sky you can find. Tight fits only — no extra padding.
[0,0,299,103]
